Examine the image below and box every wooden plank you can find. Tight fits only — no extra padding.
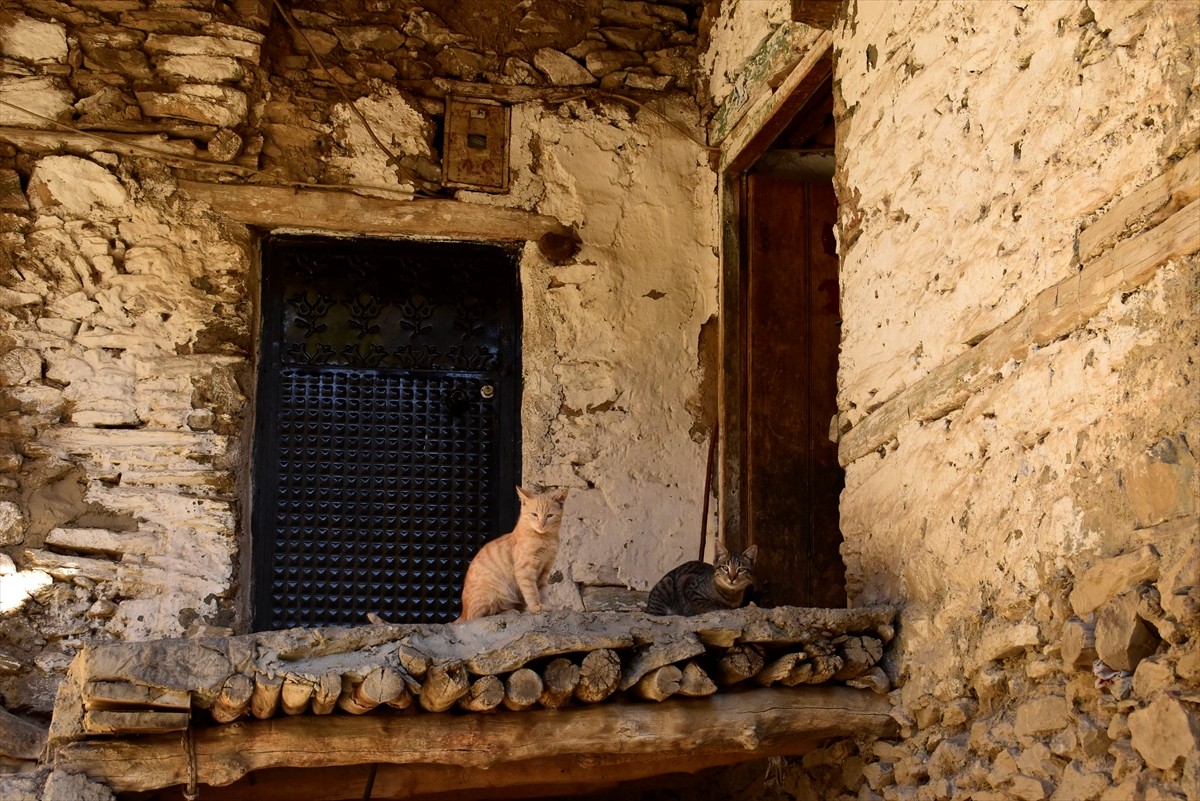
[838,198,1200,466]
[82,710,189,736]
[82,682,190,712]
[1079,151,1200,262]
[177,180,572,243]
[55,686,898,792]
[0,126,200,160]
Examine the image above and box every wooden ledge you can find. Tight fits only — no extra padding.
[55,686,897,799]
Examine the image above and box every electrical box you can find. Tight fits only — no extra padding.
[443,97,510,193]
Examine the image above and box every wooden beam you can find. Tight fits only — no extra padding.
[54,686,897,793]
[792,0,842,28]
[838,196,1200,466]
[176,181,573,244]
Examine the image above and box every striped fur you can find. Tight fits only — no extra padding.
[457,486,568,622]
[644,541,758,616]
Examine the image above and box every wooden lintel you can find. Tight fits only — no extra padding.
[177,181,573,243]
[719,37,833,175]
[54,686,897,794]
[792,0,842,28]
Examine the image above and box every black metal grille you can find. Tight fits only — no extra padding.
[254,236,520,630]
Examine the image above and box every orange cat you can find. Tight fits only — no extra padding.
[456,486,568,621]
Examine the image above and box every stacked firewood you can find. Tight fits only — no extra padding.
[56,605,897,741]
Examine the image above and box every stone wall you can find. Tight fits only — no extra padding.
[0,0,718,764]
[697,1,1199,800]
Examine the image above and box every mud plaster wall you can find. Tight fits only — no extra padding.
[695,1,1199,800]
[0,0,718,727]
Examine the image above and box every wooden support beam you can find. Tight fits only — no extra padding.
[176,180,574,245]
[54,687,898,794]
[838,197,1200,465]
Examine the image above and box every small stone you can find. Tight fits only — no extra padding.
[144,34,259,60]
[333,25,403,52]
[1010,774,1050,801]
[0,552,14,574]
[0,500,22,545]
[977,621,1041,664]
[985,749,1018,787]
[862,762,895,791]
[1129,693,1200,770]
[86,599,117,619]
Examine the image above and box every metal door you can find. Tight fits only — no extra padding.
[253,235,521,629]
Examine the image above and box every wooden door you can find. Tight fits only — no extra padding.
[744,173,845,607]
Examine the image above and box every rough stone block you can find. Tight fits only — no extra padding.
[136,85,248,128]
[1123,435,1196,528]
[976,620,1041,665]
[1129,693,1200,770]
[0,76,74,127]
[1014,695,1069,738]
[1069,546,1159,616]
[27,155,128,217]
[1095,590,1161,672]
[533,48,594,85]
[0,14,68,63]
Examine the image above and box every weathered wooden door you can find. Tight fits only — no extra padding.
[253,235,521,630]
[744,173,846,608]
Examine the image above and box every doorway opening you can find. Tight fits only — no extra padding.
[252,235,522,630]
[722,68,846,608]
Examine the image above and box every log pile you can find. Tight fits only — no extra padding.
[50,605,897,747]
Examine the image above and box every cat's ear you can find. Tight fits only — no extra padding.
[516,485,532,502]
[714,540,730,558]
[551,488,568,504]
[742,544,759,563]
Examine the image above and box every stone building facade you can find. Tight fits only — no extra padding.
[0,0,1196,799]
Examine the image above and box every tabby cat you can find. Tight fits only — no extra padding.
[644,541,758,616]
[456,485,568,622]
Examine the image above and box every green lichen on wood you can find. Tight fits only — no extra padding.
[710,21,817,145]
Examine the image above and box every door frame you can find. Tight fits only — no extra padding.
[717,45,834,558]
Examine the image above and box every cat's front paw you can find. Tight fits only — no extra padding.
[527,602,544,613]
